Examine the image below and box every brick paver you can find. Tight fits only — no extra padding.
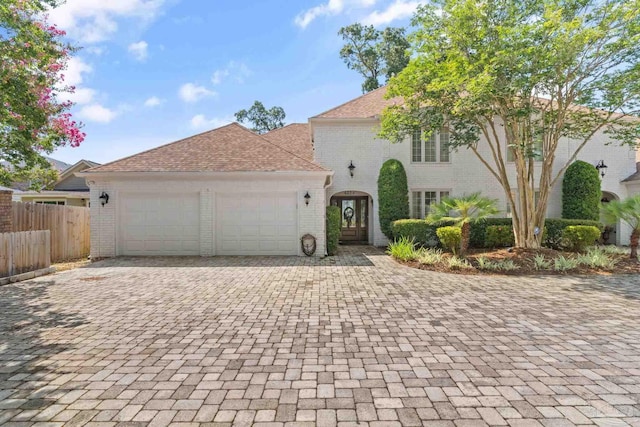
[1,246,639,426]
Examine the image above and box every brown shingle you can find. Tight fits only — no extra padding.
[262,123,313,161]
[87,123,327,173]
[312,86,402,119]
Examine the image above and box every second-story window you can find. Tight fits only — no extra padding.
[412,128,450,163]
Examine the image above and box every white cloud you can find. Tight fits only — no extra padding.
[58,57,97,105]
[128,41,149,61]
[68,88,97,105]
[362,0,424,26]
[190,114,234,130]
[294,0,376,28]
[144,96,164,107]
[178,83,217,103]
[48,0,166,44]
[211,61,252,85]
[78,104,118,123]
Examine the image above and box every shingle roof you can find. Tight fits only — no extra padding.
[312,86,402,119]
[87,123,328,173]
[262,124,313,161]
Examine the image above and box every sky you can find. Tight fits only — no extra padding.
[47,0,423,165]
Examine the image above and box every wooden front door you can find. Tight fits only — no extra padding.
[332,196,368,244]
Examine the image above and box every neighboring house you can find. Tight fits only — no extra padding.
[1,156,72,191]
[18,160,99,207]
[81,87,639,258]
[78,124,332,258]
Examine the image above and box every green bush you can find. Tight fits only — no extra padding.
[484,225,515,248]
[562,160,601,221]
[326,205,341,256]
[543,219,603,249]
[387,237,418,261]
[391,219,445,247]
[378,159,409,239]
[436,226,462,254]
[469,218,513,248]
[562,225,601,252]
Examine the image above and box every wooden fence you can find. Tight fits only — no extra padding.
[12,202,90,262]
[0,231,51,278]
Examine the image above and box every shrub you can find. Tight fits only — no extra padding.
[469,218,513,248]
[387,237,418,261]
[391,219,448,247]
[485,225,515,248]
[576,248,618,269]
[533,254,551,270]
[562,160,601,221]
[543,219,603,249]
[378,159,409,239]
[554,255,579,272]
[562,225,601,252]
[418,248,444,265]
[436,226,462,254]
[447,256,472,269]
[326,206,341,256]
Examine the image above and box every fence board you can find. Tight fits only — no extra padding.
[0,231,51,278]
[11,202,90,262]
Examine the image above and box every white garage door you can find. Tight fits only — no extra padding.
[217,193,298,255]
[119,193,200,256]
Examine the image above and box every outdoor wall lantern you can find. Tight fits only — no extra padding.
[348,161,356,177]
[595,160,608,178]
[304,191,311,206]
[99,192,109,206]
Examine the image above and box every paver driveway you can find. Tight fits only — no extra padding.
[1,247,639,427]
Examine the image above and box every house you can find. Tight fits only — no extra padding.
[81,87,639,258]
[17,160,100,207]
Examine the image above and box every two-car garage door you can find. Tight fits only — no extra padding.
[118,192,298,256]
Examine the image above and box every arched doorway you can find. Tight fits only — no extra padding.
[330,191,372,244]
[600,191,619,245]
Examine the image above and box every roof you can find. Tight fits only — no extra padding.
[622,162,640,183]
[312,86,402,119]
[262,124,313,161]
[87,123,328,173]
[58,159,100,181]
[18,190,90,198]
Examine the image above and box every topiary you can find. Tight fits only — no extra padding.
[562,160,601,221]
[562,225,601,252]
[326,205,341,256]
[378,159,409,239]
[436,226,462,254]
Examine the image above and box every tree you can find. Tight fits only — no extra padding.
[379,0,640,249]
[235,101,285,134]
[339,23,410,93]
[1,0,85,187]
[562,161,601,221]
[601,195,640,260]
[378,159,409,239]
[426,193,498,255]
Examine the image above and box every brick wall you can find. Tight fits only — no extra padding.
[0,190,13,233]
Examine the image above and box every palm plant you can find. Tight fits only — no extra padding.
[600,195,640,260]
[426,193,499,256]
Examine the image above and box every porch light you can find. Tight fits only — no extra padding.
[99,192,109,206]
[348,161,356,177]
[304,191,311,206]
[595,160,608,178]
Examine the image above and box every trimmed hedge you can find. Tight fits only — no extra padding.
[485,225,515,248]
[326,205,341,256]
[562,160,601,221]
[544,218,603,249]
[562,225,601,252]
[436,226,462,254]
[469,218,512,248]
[378,159,409,239]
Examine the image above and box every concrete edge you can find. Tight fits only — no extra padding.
[0,267,57,286]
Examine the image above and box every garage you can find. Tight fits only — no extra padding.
[217,193,298,255]
[119,193,200,256]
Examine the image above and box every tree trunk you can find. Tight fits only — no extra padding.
[460,222,471,256]
[630,229,639,260]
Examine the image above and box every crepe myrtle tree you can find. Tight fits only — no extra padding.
[379,0,640,249]
[1,0,85,187]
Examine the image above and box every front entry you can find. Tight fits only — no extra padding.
[331,196,368,244]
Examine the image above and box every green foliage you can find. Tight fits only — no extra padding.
[562,226,601,252]
[391,219,445,247]
[576,248,618,269]
[417,248,444,265]
[447,256,472,270]
[234,101,286,134]
[436,226,461,254]
[326,206,341,256]
[387,237,418,261]
[475,257,517,271]
[554,255,579,272]
[338,23,409,93]
[484,225,515,248]
[562,161,601,220]
[543,219,603,249]
[601,195,640,259]
[533,254,551,270]
[378,159,409,239]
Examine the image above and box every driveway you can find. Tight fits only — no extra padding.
[1,247,639,427]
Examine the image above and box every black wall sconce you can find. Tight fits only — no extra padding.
[348,161,356,177]
[304,191,311,206]
[595,160,608,178]
[99,191,109,206]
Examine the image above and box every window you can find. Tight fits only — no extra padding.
[507,138,543,162]
[34,200,65,205]
[411,128,450,163]
[411,190,450,219]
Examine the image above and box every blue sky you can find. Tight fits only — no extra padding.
[48,0,422,165]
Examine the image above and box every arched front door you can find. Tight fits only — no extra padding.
[330,195,369,244]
